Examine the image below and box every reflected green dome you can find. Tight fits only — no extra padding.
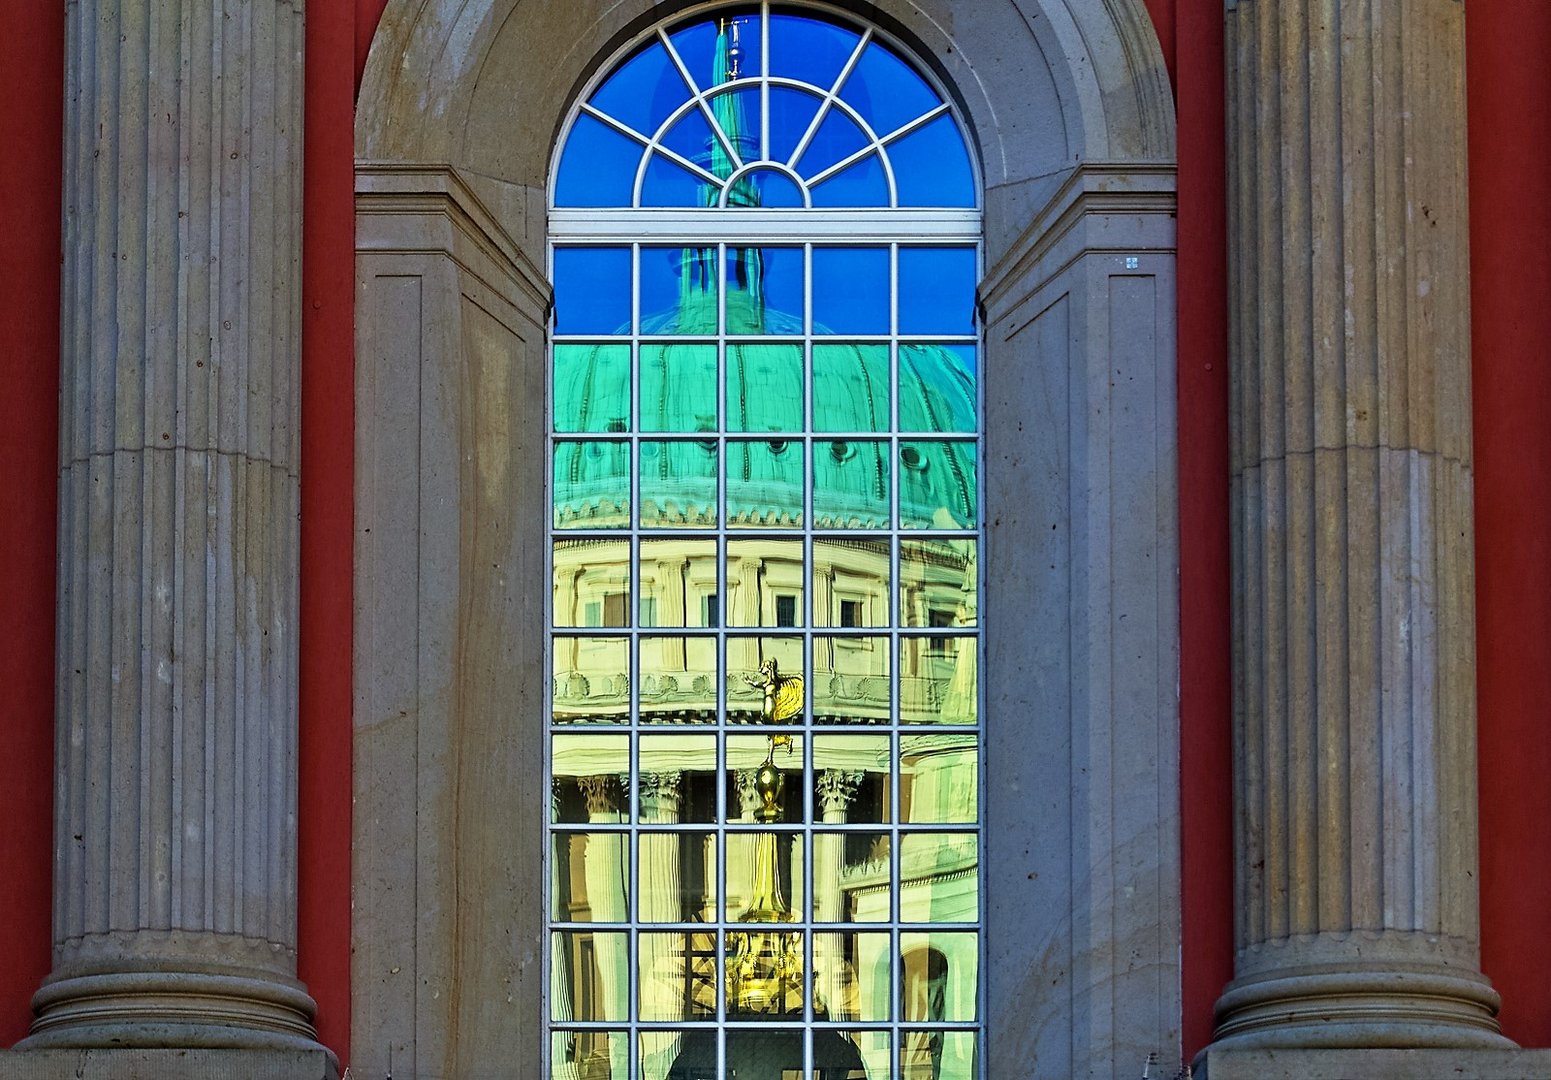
[553,269,977,532]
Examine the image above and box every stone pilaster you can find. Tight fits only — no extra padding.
[24,0,319,1054]
[1215,0,1505,1050]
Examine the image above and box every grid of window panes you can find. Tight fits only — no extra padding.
[548,9,981,1080]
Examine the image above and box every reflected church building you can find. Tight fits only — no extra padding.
[546,12,984,1076]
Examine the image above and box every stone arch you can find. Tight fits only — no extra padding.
[353,3,1178,1077]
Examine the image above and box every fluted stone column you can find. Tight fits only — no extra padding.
[25,0,319,1053]
[1215,0,1506,1050]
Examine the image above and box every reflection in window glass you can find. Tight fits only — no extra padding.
[899,247,978,336]
[554,114,642,207]
[727,344,803,432]
[551,8,981,1077]
[553,248,631,334]
[811,152,891,207]
[813,247,889,334]
[813,343,889,432]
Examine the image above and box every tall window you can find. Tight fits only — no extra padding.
[547,6,981,1077]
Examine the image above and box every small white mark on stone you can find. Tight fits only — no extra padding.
[1417,278,1431,298]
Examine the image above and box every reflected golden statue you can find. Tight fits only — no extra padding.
[743,658,803,755]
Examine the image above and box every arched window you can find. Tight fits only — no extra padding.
[546,6,981,1078]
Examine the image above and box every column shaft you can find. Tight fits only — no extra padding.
[1217,0,1506,1049]
[27,0,318,1051]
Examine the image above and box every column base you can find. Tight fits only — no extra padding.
[1212,963,1513,1051]
[1195,1047,1551,1080]
[19,969,326,1059]
[0,1049,337,1080]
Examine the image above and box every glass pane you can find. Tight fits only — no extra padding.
[640,441,718,529]
[590,40,691,138]
[899,344,977,433]
[899,441,977,530]
[727,831,806,914]
[901,734,978,825]
[552,736,629,822]
[642,151,714,207]
[839,41,941,137]
[642,246,719,335]
[668,10,761,94]
[554,440,630,530]
[814,931,891,1022]
[725,539,804,628]
[767,86,825,164]
[639,931,718,1020]
[811,152,890,208]
[552,540,630,629]
[639,735,718,824]
[727,637,804,728]
[891,112,976,208]
[661,107,724,175]
[554,114,642,207]
[726,246,804,333]
[899,833,978,922]
[552,1030,626,1080]
[639,539,718,627]
[899,636,978,726]
[554,248,631,335]
[640,640,719,724]
[552,930,630,1022]
[813,635,891,726]
[739,168,806,209]
[553,344,629,434]
[552,640,630,727]
[813,248,889,335]
[899,539,977,629]
[901,932,978,1022]
[727,731,806,820]
[829,1031,892,1080]
[711,86,763,167]
[814,831,890,923]
[813,343,888,433]
[812,538,889,629]
[552,832,629,922]
[899,248,977,336]
[901,1030,978,1080]
[640,1030,709,1080]
[638,833,717,921]
[796,106,870,179]
[814,438,890,528]
[640,344,717,433]
[727,440,804,528]
[769,13,862,91]
[727,344,804,432]
[814,734,891,823]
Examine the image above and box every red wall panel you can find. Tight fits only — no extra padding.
[301,0,361,1065]
[1468,0,1551,1050]
[0,2,63,1048]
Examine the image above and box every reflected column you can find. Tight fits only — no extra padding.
[578,777,629,1077]
[816,770,863,1020]
[638,773,684,1080]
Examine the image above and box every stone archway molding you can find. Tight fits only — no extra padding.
[353,2,1178,1076]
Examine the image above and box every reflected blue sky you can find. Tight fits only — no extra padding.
[556,10,976,210]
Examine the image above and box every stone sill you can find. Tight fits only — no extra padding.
[0,1048,336,1080]
[1196,1047,1551,1080]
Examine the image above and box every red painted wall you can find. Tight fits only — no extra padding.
[1468,0,1551,1050]
[301,0,361,1065]
[0,1,63,1050]
[2,0,1546,1066]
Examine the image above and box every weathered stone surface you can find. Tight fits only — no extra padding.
[1218,0,1503,1050]
[28,0,320,1054]
[0,1049,336,1080]
[1197,1046,1551,1080]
